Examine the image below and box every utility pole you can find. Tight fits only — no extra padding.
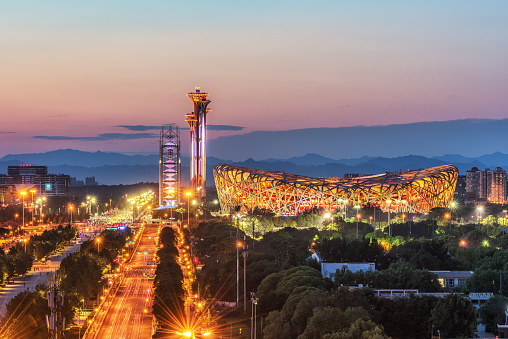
[250,292,259,339]
[251,217,255,250]
[243,235,248,314]
[47,274,65,339]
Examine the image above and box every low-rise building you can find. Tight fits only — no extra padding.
[430,271,473,289]
[321,262,375,281]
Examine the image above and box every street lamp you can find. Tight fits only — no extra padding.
[69,204,74,224]
[95,237,101,252]
[243,236,248,314]
[30,189,36,228]
[324,213,333,226]
[168,189,175,224]
[386,199,392,236]
[250,292,259,339]
[356,213,361,239]
[444,213,451,231]
[354,205,360,238]
[20,191,27,232]
[477,206,483,230]
[236,240,243,307]
[186,192,192,228]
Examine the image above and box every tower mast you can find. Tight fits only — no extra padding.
[186,86,211,198]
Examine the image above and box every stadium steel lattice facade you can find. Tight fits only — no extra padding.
[214,164,458,216]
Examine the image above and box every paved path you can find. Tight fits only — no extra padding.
[0,233,96,319]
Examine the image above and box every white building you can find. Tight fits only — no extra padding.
[321,262,375,281]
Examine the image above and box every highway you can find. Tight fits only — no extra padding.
[94,223,157,339]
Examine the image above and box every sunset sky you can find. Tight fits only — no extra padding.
[1,1,508,158]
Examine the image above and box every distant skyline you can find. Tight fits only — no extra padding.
[1,1,508,158]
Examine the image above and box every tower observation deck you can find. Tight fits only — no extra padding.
[186,86,211,198]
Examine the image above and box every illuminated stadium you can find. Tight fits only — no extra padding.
[213,164,458,216]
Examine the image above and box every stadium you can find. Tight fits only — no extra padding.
[213,164,458,216]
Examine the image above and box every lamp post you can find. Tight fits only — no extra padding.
[14,213,18,237]
[69,204,74,224]
[477,206,483,229]
[354,205,361,239]
[20,191,26,232]
[186,192,192,228]
[30,189,36,229]
[243,235,248,314]
[250,292,259,339]
[95,237,101,253]
[386,199,392,236]
[324,213,332,226]
[356,213,361,239]
[449,201,456,227]
[236,239,242,307]
[504,212,508,236]
[169,189,175,225]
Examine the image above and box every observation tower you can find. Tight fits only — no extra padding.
[159,125,181,208]
[186,86,211,198]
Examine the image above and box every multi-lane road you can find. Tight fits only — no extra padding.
[94,223,158,339]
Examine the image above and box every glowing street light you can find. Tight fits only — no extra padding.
[30,189,37,227]
[186,192,192,228]
[386,199,392,236]
[444,213,451,231]
[20,191,27,231]
[477,206,483,229]
[69,204,74,224]
[356,213,361,239]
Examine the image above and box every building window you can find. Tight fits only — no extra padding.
[445,278,455,288]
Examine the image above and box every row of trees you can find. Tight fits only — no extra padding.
[0,227,131,338]
[257,266,478,339]
[0,250,32,285]
[152,227,185,338]
[29,225,77,260]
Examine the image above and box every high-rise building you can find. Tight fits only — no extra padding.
[454,175,466,201]
[5,164,70,196]
[465,166,506,203]
[486,167,506,203]
[185,86,211,198]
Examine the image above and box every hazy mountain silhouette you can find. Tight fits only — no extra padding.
[3,124,508,185]
[0,149,158,167]
[208,118,508,161]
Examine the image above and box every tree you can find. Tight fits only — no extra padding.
[0,286,49,339]
[257,266,329,314]
[479,295,508,333]
[59,251,104,301]
[429,294,477,338]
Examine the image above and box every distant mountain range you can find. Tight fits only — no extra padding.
[208,118,508,161]
[1,149,508,186]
